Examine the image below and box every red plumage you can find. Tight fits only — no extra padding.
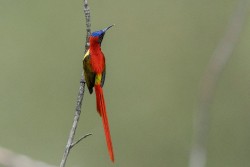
[87,35,114,162]
[89,37,105,73]
[95,85,114,162]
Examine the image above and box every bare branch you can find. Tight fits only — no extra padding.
[83,0,91,51]
[189,1,249,167]
[0,147,56,167]
[59,0,91,167]
[71,133,93,148]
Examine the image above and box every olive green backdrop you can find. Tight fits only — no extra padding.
[0,0,250,167]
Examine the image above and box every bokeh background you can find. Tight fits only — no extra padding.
[0,0,250,167]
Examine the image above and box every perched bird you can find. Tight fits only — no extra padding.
[83,25,114,162]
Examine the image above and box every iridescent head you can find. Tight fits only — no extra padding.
[91,25,114,44]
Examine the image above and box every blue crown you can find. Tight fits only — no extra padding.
[91,25,114,37]
[91,30,104,37]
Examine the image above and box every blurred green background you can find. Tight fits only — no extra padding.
[0,0,250,167]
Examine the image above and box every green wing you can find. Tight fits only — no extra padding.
[101,63,106,87]
[83,50,95,94]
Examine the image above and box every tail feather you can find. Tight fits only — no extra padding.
[95,85,114,162]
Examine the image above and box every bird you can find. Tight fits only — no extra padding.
[82,25,115,162]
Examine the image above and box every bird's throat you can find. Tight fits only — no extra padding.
[89,44,105,73]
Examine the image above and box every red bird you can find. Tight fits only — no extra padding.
[82,25,114,162]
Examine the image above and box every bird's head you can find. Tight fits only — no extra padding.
[90,25,114,45]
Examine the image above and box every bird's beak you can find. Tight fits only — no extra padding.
[98,24,114,44]
[102,24,115,33]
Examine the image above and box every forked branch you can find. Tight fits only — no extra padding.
[59,0,91,167]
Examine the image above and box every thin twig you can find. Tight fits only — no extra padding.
[71,133,93,148]
[189,1,249,167]
[83,0,91,50]
[59,1,91,167]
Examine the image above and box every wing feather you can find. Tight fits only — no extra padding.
[83,50,95,94]
[101,64,106,87]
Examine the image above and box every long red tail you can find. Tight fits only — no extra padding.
[95,85,114,162]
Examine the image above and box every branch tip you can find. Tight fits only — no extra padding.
[71,133,93,148]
